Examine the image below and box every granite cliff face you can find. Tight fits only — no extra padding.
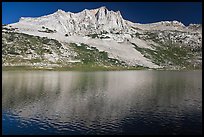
[16,7,129,35]
[2,6,202,70]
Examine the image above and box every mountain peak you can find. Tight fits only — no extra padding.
[98,6,108,10]
[94,6,109,13]
[13,7,199,35]
[153,20,185,27]
[116,10,121,16]
[55,9,66,14]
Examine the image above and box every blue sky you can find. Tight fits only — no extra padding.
[2,2,202,26]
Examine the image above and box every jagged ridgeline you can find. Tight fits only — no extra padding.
[2,6,202,70]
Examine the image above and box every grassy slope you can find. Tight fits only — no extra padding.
[2,31,201,71]
[131,43,196,69]
[2,32,146,71]
[2,31,63,65]
[131,31,201,70]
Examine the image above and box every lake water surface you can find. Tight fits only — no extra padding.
[2,70,202,135]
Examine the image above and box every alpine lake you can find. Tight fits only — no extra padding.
[2,70,202,135]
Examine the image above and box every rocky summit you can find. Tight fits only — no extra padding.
[2,6,202,70]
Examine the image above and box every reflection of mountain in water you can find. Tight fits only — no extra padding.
[2,71,202,134]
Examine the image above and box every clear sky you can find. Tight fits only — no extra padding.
[2,2,202,26]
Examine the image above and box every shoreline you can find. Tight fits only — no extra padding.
[2,66,201,71]
[2,66,148,71]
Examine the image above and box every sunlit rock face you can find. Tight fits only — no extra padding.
[2,6,202,69]
[9,7,202,35]
[13,7,129,35]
